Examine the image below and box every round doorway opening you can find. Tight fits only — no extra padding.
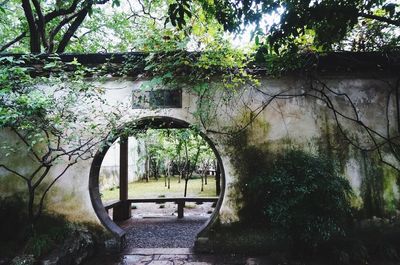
[89,117,225,248]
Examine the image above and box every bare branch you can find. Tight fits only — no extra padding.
[11,129,42,162]
[28,165,44,181]
[34,163,73,221]
[0,32,27,53]
[32,166,50,189]
[0,164,28,181]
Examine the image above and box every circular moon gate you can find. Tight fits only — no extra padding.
[88,116,226,241]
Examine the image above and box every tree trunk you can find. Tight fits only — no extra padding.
[22,0,41,53]
[201,175,204,192]
[27,183,36,235]
[184,178,189,197]
[216,162,221,196]
[154,160,158,181]
[167,163,171,189]
[56,5,90,53]
[145,156,150,182]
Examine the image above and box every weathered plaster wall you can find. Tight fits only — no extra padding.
[99,137,144,190]
[1,73,399,229]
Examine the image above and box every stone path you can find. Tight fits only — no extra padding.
[89,214,273,264]
[119,216,208,248]
[86,248,273,265]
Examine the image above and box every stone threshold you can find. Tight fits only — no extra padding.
[123,248,194,255]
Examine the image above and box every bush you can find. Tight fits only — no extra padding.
[0,196,28,257]
[0,196,81,259]
[0,196,27,241]
[243,149,353,249]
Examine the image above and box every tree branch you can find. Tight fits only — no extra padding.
[31,0,48,49]
[0,32,27,53]
[0,0,11,7]
[56,4,91,53]
[32,166,51,189]
[359,12,400,27]
[47,11,81,53]
[11,129,42,162]
[44,0,80,22]
[34,163,73,222]
[21,0,40,52]
[0,164,28,181]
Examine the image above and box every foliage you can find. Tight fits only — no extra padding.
[133,128,216,195]
[170,0,400,53]
[0,0,124,53]
[0,0,225,53]
[0,195,72,259]
[241,149,353,248]
[1,0,399,54]
[0,196,27,256]
[337,17,400,51]
[0,55,127,229]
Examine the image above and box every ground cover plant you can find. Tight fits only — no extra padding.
[0,196,102,263]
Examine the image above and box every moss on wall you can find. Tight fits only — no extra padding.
[356,151,400,218]
[315,116,400,218]
[317,114,351,173]
[45,187,100,224]
[223,107,400,227]
[0,174,27,197]
[382,165,399,214]
[360,151,385,217]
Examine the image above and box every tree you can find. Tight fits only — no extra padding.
[0,56,125,231]
[1,0,399,54]
[197,140,215,192]
[169,0,399,52]
[173,129,203,197]
[134,128,213,196]
[0,0,125,53]
[0,0,225,53]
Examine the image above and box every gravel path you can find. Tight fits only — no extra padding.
[120,216,209,248]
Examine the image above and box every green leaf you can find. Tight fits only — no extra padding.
[43,62,58,69]
[112,0,120,8]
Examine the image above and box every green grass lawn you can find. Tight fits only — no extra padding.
[100,175,217,202]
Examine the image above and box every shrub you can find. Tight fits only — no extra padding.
[25,234,53,257]
[243,149,353,249]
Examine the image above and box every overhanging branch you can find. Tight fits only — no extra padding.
[359,12,400,27]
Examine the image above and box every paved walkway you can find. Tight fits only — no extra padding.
[86,248,272,265]
[119,217,207,248]
[90,215,272,264]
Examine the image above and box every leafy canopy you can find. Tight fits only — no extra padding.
[1,0,398,54]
